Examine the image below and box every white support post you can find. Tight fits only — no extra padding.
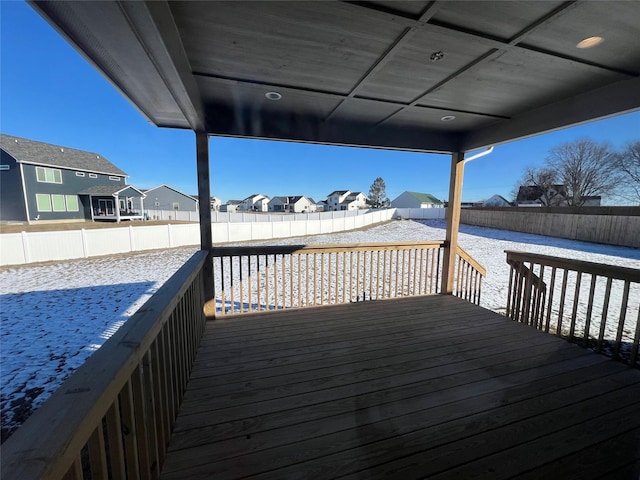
[196,131,214,302]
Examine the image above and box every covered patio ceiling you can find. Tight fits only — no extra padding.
[31,0,640,154]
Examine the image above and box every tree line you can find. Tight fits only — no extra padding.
[512,138,640,206]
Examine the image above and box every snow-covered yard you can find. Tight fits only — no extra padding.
[1,219,638,441]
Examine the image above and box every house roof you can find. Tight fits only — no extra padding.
[144,184,199,204]
[516,185,566,202]
[79,185,145,197]
[406,191,443,204]
[328,190,350,197]
[0,134,127,176]
[30,2,640,153]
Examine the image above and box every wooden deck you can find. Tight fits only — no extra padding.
[160,295,640,479]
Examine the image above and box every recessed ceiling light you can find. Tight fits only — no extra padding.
[576,36,604,49]
[265,91,282,101]
[441,115,456,122]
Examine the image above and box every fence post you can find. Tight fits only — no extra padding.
[81,228,89,258]
[129,225,135,252]
[21,231,31,264]
[167,224,173,248]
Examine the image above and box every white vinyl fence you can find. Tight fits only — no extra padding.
[1,208,440,266]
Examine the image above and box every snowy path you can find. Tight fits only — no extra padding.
[1,219,638,441]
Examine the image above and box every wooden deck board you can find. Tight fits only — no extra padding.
[160,295,640,479]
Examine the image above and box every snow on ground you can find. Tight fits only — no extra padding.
[1,219,638,441]
[0,248,197,442]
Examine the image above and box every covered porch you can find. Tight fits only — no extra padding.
[79,185,146,222]
[2,1,640,479]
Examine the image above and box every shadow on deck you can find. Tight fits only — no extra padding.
[161,295,640,479]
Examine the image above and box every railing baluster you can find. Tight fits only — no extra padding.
[596,277,613,353]
[545,267,557,333]
[557,270,569,336]
[87,423,108,480]
[569,271,582,341]
[630,307,640,366]
[613,280,631,359]
[583,274,597,347]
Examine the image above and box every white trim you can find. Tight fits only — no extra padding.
[20,164,30,222]
[35,166,63,184]
[75,171,85,177]
[16,160,127,178]
[51,194,66,212]
[88,173,98,178]
[109,176,121,181]
[65,195,80,212]
[0,164,9,171]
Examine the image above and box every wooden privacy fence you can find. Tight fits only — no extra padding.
[211,241,485,315]
[1,251,207,480]
[506,250,640,367]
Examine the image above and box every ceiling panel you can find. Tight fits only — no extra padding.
[431,1,566,40]
[196,76,342,120]
[523,1,640,74]
[420,48,627,117]
[331,98,402,124]
[368,1,432,16]
[357,28,494,103]
[170,1,406,94]
[391,106,501,131]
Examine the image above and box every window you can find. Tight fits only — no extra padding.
[89,173,97,179]
[36,194,52,212]
[0,165,9,171]
[109,176,120,181]
[65,195,79,212]
[52,194,66,212]
[36,166,62,184]
[154,201,160,207]
[172,202,180,210]
[75,172,85,177]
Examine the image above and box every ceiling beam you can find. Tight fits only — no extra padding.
[461,76,640,151]
[325,2,441,121]
[119,1,206,131]
[194,71,510,121]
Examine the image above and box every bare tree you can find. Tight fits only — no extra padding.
[367,177,389,208]
[546,138,619,206]
[613,140,640,203]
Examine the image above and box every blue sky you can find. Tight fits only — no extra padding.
[2,1,638,204]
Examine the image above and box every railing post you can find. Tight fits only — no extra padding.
[442,152,465,294]
[196,131,214,303]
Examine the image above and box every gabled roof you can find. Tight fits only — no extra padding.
[269,196,289,203]
[328,190,349,197]
[0,134,127,176]
[79,185,145,197]
[406,191,443,204]
[144,184,199,204]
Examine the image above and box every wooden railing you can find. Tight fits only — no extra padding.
[1,251,208,480]
[506,250,640,367]
[211,241,485,315]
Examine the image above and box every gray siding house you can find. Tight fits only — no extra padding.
[0,134,145,223]
[144,184,199,212]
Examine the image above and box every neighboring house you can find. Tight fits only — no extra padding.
[210,196,221,211]
[326,190,368,211]
[220,200,241,213]
[144,184,199,212]
[268,196,317,213]
[515,185,601,207]
[239,193,270,212]
[516,185,567,206]
[390,191,443,209]
[316,201,327,212]
[0,134,144,223]
[481,194,511,207]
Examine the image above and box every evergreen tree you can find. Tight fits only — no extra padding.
[367,177,389,208]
